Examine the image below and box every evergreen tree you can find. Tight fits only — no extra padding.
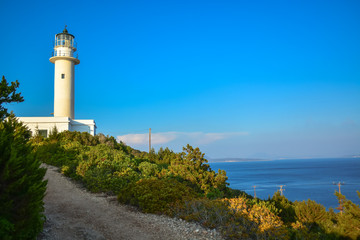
[0,114,47,239]
[168,144,228,195]
[0,76,24,120]
[270,191,296,224]
[333,191,360,239]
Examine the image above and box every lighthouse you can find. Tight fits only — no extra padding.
[18,27,96,137]
[50,26,79,119]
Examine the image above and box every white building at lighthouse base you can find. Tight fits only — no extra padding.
[17,116,96,137]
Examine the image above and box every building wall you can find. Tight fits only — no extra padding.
[54,59,75,119]
[17,117,70,137]
[17,117,96,137]
[71,119,96,136]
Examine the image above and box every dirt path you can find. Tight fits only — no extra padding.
[37,165,223,240]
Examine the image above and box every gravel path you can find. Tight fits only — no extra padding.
[37,164,224,240]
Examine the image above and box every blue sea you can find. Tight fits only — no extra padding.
[210,158,360,209]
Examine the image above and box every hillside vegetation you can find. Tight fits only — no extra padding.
[31,130,360,239]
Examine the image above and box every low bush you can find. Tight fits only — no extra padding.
[171,198,231,228]
[138,161,159,177]
[118,178,198,213]
[83,167,139,194]
[171,196,289,239]
[224,197,289,239]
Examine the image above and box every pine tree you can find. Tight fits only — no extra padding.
[334,191,360,239]
[0,76,24,120]
[270,191,296,224]
[0,114,47,239]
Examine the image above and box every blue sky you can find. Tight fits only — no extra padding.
[1,0,359,159]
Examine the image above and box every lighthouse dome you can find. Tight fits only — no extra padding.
[56,26,75,39]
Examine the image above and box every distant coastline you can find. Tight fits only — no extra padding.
[208,158,269,163]
[208,155,360,163]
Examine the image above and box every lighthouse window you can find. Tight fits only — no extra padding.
[61,74,65,79]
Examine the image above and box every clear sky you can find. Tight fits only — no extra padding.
[1,0,359,159]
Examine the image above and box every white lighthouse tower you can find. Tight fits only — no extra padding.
[50,26,79,119]
[17,26,96,137]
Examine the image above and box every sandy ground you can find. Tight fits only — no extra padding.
[37,164,223,240]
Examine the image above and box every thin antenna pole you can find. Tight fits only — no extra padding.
[337,182,343,194]
[278,185,286,196]
[333,181,345,213]
[253,185,257,198]
[149,128,151,154]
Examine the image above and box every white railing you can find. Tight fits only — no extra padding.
[51,51,79,58]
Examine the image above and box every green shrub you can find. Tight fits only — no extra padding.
[61,165,70,175]
[167,144,228,195]
[270,191,296,224]
[222,197,289,239]
[206,187,224,200]
[0,115,47,239]
[34,141,78,168]
[118,178,198,213]
[294,199,328,226]
[83,167,139,194]
[172,197,289,239]
[138,161,159,177]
